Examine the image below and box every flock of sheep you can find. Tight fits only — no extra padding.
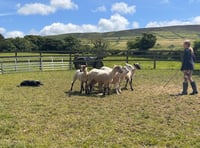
[69,63,141,96]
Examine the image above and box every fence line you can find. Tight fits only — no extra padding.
[0,56,70,74]
[0,50,198,74]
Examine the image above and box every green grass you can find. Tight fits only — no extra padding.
[48,25,200,50]
[0,69,200,147]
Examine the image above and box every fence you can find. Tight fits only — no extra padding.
[0,50,199,74]
[0,52,70,74]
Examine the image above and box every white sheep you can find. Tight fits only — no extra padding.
[69,65,88,95]
[124,63,141,91]
[101,66,129,95]
[87,65,123,95]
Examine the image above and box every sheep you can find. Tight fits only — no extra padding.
[87,65,123,95]
[69,65,88,95]
[101,66,129,95]
[124,63,141,91]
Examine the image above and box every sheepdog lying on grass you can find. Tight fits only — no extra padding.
[19,80,43,87]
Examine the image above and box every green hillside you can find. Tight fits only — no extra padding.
[48,25,200,50]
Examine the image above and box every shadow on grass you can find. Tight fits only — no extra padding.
[65,90,106,98]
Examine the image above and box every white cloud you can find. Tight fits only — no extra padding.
[17,3,55,15]
[5,31,24,38]
[92,6,106,13]
[40,23,98,35]
[0,27,6,34]
[98,14,129,32]
[50,0,78,10]
[146,16,200,28]
[17,0,78,15]
[192,16,200,23]
[132,22,139,29]
[40,14,129,35]
[111,2,136,14]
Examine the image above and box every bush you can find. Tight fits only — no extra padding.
[127,33,157,51]
[193,40,200,51]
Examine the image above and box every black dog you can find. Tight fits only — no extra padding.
[19,80,43,87]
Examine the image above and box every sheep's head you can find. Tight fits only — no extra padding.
[80,65,87,72]
[113,65,123,73]
[134,63,141,70]
[125,63,134,71]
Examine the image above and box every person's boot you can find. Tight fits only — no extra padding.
[190,81,198,95]
[180,82,188,95]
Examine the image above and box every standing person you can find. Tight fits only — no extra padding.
[180,40,198,95]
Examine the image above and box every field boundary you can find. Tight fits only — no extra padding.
[0,50,199,74]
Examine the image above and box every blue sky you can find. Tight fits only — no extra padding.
[0,0,200,38]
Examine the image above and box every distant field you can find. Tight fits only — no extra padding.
[50,25,200,50]
[0,70,200,147]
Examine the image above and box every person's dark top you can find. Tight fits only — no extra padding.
[181,48,195,71]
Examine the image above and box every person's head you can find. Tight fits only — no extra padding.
[183,40,191,49]
[183,40,194,53]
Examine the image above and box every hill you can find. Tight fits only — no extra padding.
[49,25,200,50]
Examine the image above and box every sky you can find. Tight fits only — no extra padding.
[0,0,200,38]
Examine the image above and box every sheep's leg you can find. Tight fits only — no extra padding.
[115,83,121,95]
[124,79,129,89]
[103,86,107,96]
[70,80,75,92]
[88,82,93,94]
[107,84,111,95]
[116,88,120,95]
[80,81,84,94]
[85,82,89,95]
[129,78,134,91]
[107,87,110,95]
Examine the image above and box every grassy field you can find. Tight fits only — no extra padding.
[0,69,200,147]
[51,25,200,50]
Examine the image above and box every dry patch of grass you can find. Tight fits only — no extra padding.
[0,70,200,147]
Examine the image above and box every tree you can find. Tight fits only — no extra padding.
[41,38,64,51]
[24,35,44,51]
[0,34,5,51]
[0,34,4,41]
[91,38,109,57]
[63,36,81,51]
[4,38,17,51]
[193,40,200,51]
[10,37,34,52]
[127,33,157,51]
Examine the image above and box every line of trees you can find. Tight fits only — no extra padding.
[0,34,111,58]
[0,33,158,53]
[1,33,200,53]
[0,34,85,52]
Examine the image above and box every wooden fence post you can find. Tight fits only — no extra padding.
[14,58,17,72]
[126,50,129,63]
[69,52,72,70]
[28,59,31,71]
[40,52,43,71]
[153,54,156,69]
[1,63,3,74]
